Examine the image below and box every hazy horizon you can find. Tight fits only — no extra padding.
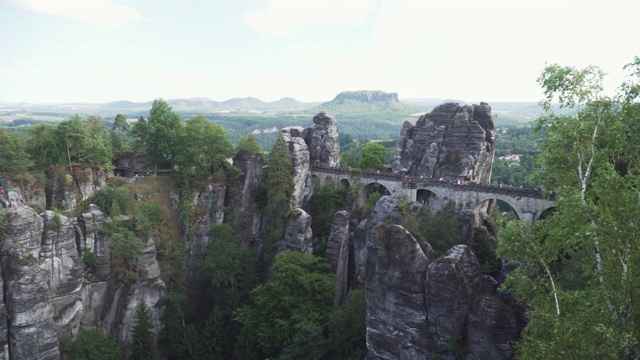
[2,0,639,104]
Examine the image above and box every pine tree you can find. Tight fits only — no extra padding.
[131,299,156,360]
[263,133,294,241]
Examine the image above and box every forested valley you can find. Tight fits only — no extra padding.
[0,57,640,359]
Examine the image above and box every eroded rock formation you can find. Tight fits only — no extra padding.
[279,208,313,254]
[307,111,340,167]
[394,102,495,184]
[325,210,350,307]
[365,224,433,360]
[0,204,165,359]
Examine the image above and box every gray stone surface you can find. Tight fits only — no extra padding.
[425,245,481,355]
[282,127,311,208]
[394,102,495,184]
[308,112,340,167]
[366,224,431,359]
[325,210,350,307]
[1,207,59,360]
[279,208,313,254]
[0,203,167,359]
[467,294,518,359]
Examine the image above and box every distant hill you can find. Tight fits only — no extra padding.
[307,90,419,116]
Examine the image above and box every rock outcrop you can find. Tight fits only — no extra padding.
[307,112,340,167]
[282,127,311,208]
[279,208,313,254]
[0,203,166,359]
[365,224,433,359]
[46,167,106,211]
[325,210,350,307]
[394,102,495,184]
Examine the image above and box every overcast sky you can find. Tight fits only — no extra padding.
[1,0,639,104]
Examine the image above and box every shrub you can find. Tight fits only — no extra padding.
[65,328,123,360]
[83,248,100,272]
[83,187,132,216]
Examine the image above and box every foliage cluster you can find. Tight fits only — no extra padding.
[82,186,132,216]
[131,299,156,360]
[401,203,462,255]
[498,59,640,358]
[310,183,347,239]
[63,328,123,360]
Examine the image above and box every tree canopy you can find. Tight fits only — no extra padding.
[359,142,388,170]
[498,59,640,358]
[146,99,182,171]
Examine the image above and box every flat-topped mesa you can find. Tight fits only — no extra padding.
[332,90,399,103]
[393,102,495,184]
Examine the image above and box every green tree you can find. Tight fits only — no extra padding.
[112,113,129,135]
[262,133,294,242]
[66,328,123,360]
[146,99,182,173]
[497,61,640,358]
[175,115,233,182]
[235,134,263,155]
[235,251,335,356]
[83,115,113,168]
[359,142,388,170]
[277,323,327,360]
[0,129,33,189]
[26,123,66,170]
[327,288,367,359]
[201,224,257,315]
[131,299,156,360]
[129,116,147,143]
[58,114,88,170]
[157,291,188,359]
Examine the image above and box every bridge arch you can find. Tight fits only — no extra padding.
[416,189,438,206]
[339,178,350,189]
[324,176,335,189]
[475,198,520,222]
[361,182,391,203]
[537,206,557,221]
[311,174,321,188]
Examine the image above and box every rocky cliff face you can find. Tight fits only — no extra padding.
[394,102,495,184]
[281,112,341,208]
[282,127,311,208]
[0,204,165,359]
[359,195,521,359]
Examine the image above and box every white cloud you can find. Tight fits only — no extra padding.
[21,0,142,28]
[245,0,374,36]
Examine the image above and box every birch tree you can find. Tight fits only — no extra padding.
[498,62,640,358]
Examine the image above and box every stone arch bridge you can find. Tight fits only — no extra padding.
[310,164,555,224]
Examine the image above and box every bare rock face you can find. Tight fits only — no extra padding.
[279,208,313,254]
[47,167,107,211]
[365,224,431,360]
[307,112,340,167]
[1,207,59,360]
[325,210,350,307]
[282,127,311,208]
[229,150,265,217]
[394,102,495,184]
[466,294,518,359]
[41,211,85,339]
[425,245,481,355]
